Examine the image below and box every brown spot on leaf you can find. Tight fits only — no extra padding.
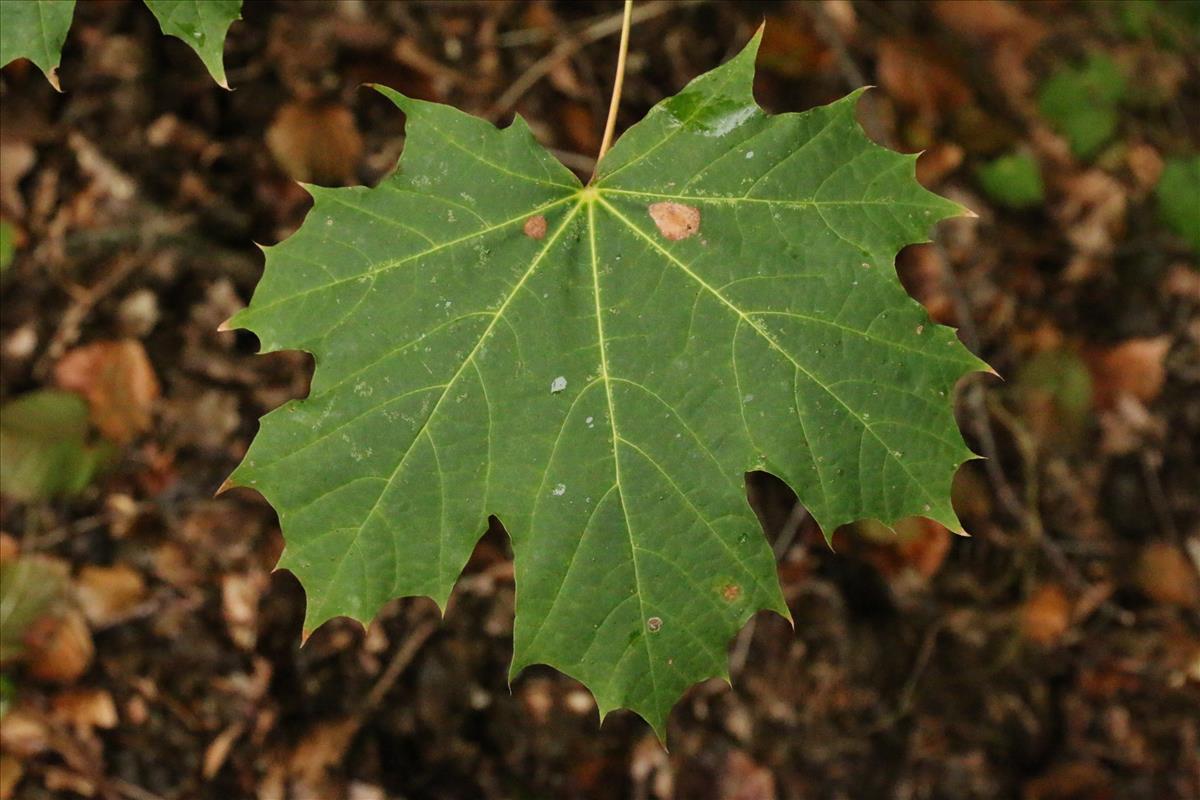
[523,214,547,239]
[721,583,742,602]
[648,201,701,240]
[646,616,663,632]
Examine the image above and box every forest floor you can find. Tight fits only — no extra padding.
[1,2,1198,799]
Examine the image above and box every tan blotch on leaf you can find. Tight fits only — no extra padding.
[523,215,548,240]
[648,202,701,240]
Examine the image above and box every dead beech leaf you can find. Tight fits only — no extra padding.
[266,102,364,186]
[0,139,36,217]
[75,564,146,628]
[1087,336,1171,410]
[288,717,360,798]
[1126,143,1163,196]
[1021,583,1073,646]
[916,143,964,187]
[54,339,160,444]
[51,688,118,735]
[1023,761,1113,800]
[876,38,970,125]
[932,0,1045,53]
[203,722,246,779]
[1135,543,1199,609]
[222,572,266,650]
[24,608,94,684]
[0,753,22,800]
[759,15,831,78]
[896,519,952,578]
[1058,170,1128,282]
[857,517,952,580]
[0,708,50,757]
[558,102,599,154]
[719,750,776,800]
[932,1,1045,109]
[42,768,96,797]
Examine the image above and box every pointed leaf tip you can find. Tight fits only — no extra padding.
[143,0,241,89]
[0,0,76,90]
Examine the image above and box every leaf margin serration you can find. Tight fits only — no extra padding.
[225,30,989,740]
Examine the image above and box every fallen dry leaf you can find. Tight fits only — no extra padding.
[1125,143,1163,196]
[629,734,671,796]
[287,717,361,799]
[877,38,971,126]
[75,564,146,628]
[932,0,1046,61]
[0,753,22,800]
[932,1,1045,110]
[1057,170,1128,282]
[719,750,776,800]
[1135,542,1199,609]
[51,688,118,735]
[759,14,831,78]
[0,139,36,217]
[1023,760,1113,800]
[1021,583,1073,647]
[54,339,160,444]
[42,767,96,797]
[896,519,953,579]
[1087,336,1171,410]
[203,722,246,779]
[917,143,964,187]
[23,608,94,684]
[858,517,953,580]
[266,102,364,186]
[1098,394,1164,456]
[222,572,266,650]
[0,709,50,757]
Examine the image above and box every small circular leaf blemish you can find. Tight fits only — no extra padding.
[550,376,567,393]
[646,616,663,632]
[523,215,547,239]
[721,584,742,602]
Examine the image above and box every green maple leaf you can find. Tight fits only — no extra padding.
[1157,154,1200,254]
[0,1,239,90]
[0,0,76,90]
[228,32,985,737]
[143,0,241,89]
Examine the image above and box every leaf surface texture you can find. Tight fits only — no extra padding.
[230,34,984,736]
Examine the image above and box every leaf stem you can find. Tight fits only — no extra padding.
[593,0,634,180]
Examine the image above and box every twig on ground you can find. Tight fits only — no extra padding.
[359,618,438,715]
[487,1,679,121]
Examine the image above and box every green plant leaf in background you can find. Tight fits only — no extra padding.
[228,33,985,736]
[143,0,241,89]
[0,557,69,663]
[1038,54,1126,159]
[1156,155,1200,254]
[0,0,76,90]
[0,220,15,273]
[0,390,111,501]
[976,151,1044,210]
